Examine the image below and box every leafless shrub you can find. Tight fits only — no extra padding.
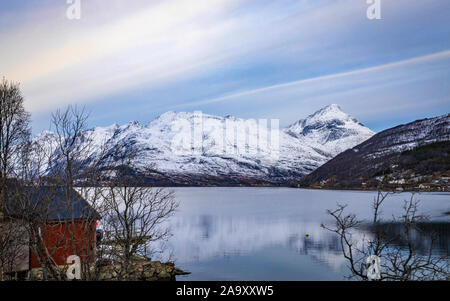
[322,191,449,280]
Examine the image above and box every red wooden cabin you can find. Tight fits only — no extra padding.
[29,219,98,269]
[3,185,101,272]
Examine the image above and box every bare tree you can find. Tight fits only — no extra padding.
[0,78,31,280]
[95,149,178,280]
[322,191,449,280]
[34,106,104,280]
[7,106,104,281]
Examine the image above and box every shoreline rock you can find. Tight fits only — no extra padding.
[29,258,190,281]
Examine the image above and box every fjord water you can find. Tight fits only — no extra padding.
[164,188,450,281]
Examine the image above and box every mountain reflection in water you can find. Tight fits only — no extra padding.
[160,188,450,280]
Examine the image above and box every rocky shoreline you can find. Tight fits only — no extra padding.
[29,258,190,281]
[97,258,190,281]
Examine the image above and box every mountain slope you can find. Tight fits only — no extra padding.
[33,105,374,185]
[297,113,450,189]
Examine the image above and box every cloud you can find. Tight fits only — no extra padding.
[2,0,240,111]
[174,51,450,108]
[0,0,384,112]
[0,0,449,133]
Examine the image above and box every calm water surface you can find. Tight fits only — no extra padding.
[162,188,450,280]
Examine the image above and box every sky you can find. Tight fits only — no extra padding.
[0,0,449,134]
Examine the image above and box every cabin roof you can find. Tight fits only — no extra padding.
[3,185,101,221]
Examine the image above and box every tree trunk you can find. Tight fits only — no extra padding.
[0,211,4,281]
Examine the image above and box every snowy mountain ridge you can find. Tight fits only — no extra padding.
[34,105,375,185]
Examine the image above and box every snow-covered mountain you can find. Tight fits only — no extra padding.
[34,105,375,185]
[298,113,450,188]
[285,104,375,156]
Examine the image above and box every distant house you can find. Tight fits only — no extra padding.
[389,178,406,185]
[418,184,431,189]
[375,176,385,182]
[2,185,101,274]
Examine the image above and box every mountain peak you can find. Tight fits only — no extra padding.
[157,111,177,119]
[125,120,142,128]
[285,105,375,153]
[287,104,351,130]
[318,103,342,112]
[34,130,58,141]
[298,114,450,189]
[306,104,350,122]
